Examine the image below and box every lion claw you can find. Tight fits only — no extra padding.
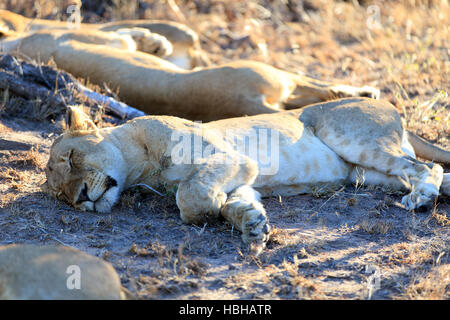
[245,213,266,229]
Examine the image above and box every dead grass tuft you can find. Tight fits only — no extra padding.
[426,208,450,227]
[388,243,435,266]
[274,257,324,299]
[21,146,45,169]
[359,219,393,235]
[402,265,450,300]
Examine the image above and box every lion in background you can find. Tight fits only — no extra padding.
[0,9,209,69]
[0,9,380,121]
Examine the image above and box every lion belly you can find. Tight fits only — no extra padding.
[250,126,351,197]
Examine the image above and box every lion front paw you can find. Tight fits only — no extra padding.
[140,33,173,57]
[220,186,271,250]
[331,84,380,100]
[116,28,173,57]
[241,203,271,245]
[356,86,380,99]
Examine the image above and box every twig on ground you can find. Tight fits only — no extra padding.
[0,53,145,121]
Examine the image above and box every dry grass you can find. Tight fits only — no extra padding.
[388,242,435,265]
[20,146,45,169]
[358,219,393,235]
[402,265,449,300]
[427,210,450,227]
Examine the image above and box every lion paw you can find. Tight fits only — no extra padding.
[331,84,380,100]
[139,33,173,57]
[401,187,438,211]
[116,28,173,57]
[221,186,271,249]
[402,163,443,211]
[356,86,380,99]
[239,202,271,245]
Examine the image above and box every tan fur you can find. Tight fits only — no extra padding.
[0,9,381,121]
[405,131,450,164]
[43,98,449,251]
[0,244,124,299]
[0,9,209,68]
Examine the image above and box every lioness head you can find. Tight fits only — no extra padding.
[42,106,125,213]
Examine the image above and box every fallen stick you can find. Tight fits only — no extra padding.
[77,83,145,119]
[0,53,146,120]
[0,70,66,107]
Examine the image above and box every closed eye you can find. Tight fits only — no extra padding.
[68,151,74,169]
[57,191,69,203]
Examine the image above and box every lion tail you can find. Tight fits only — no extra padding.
[406,131,450,165]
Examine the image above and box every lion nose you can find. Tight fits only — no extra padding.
[106,176,117,189]
[76,183,91,203]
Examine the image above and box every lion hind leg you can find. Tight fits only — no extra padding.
[348,150,443,210]
[284,76,380,109]
[349,166,409,191]
[220,185,271,249]
[329,84,380,100]
[313,106,443,211]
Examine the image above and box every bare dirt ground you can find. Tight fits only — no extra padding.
[0,0,449,299]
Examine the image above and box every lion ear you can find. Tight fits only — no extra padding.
[66,105,98,132]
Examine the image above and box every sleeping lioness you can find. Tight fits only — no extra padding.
[0,9,209,69]
[42,99,450,252]
[0,9,380,121]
